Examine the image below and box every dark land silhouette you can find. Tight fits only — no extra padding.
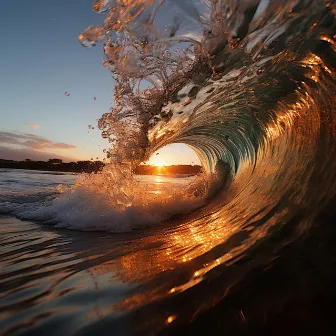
[0,159,202,175]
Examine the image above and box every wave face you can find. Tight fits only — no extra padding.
[80,0,336,174]
[79,0,336,332]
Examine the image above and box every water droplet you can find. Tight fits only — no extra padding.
[167,315,176,324]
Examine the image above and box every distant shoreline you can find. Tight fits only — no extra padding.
[0,159,202,175]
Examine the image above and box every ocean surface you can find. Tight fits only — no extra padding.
[0,169,199,335]
[2,0,336,334]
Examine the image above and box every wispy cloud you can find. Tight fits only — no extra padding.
[0,131,76,151]
[0,146,76,162]
[26,122,40,129]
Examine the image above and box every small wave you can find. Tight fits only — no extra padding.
[0,172,210,232]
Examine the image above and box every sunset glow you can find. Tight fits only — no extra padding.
[152,157,167,168]
[145,144,200,166]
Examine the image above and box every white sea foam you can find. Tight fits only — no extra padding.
[0,169,207,232]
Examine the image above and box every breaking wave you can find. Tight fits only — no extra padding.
[77,1,336,331]
[74,0,336,237]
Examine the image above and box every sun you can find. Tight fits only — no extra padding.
[153,157,166,168]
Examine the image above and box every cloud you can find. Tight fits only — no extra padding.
[26,122,40,129]
[0,131,76,151]
[0,146,76,162]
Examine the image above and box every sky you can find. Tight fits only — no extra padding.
[0,0,200,165]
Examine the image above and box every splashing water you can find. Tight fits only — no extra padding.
[79,0,336,175]
[77,0,336,222]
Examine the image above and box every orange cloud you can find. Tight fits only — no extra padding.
[0,131,76,151]
[26,122,40,129]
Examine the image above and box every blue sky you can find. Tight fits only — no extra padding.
[0,0,199,165]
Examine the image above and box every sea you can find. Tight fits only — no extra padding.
[0,169,200,335]
[2,0,336,334]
